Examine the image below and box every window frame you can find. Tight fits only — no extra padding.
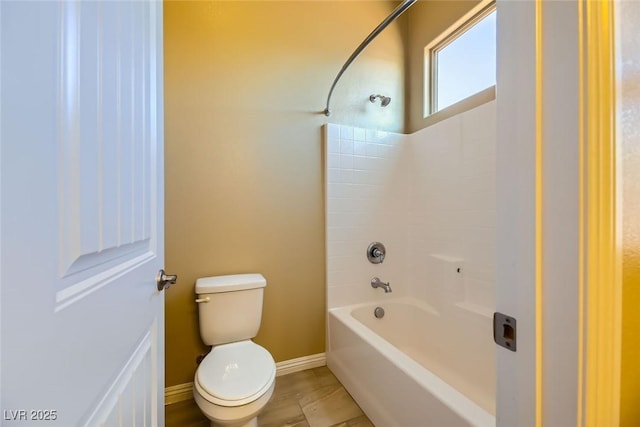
[424,0,497,117]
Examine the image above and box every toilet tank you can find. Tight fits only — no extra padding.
[195,274,266,346]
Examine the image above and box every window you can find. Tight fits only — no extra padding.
[425,3,496,115]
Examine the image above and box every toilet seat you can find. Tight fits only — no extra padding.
[195,340,276,407]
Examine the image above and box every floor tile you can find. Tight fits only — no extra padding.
[300,386,365,427]
[272,369,325,400]
[331,414,375,427]
[311,366,341,388]
[258,394,306,427]
[165,366,372,427]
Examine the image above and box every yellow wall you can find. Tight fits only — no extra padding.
[619,0,640,424]
[164,1,407,388]
[406,0,480,133]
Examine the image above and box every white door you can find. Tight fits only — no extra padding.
[1,1,166,426]
[497,1,620,426]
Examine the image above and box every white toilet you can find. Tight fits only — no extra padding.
[193,274,276,427]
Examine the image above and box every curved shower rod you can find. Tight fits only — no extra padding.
[323,0,416,117]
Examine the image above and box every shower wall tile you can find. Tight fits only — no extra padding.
[353,127,366,142]
[408,101,496,312]
[327,138,340,154]
[340,140,354,155]
[354,141,367,156]
[327,124,340,139]
[325,102,495,313]
[325,124,409,309]
[340,125,354,141]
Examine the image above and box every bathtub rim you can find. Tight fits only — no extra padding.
[328,296,495,427]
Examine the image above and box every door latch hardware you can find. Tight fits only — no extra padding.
[493,312,517,351]
[156,269,178,291]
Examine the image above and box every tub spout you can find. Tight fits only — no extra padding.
[371,277,392,293]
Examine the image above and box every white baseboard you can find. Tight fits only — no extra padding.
[165,352,326,405]
[275,352,326,377]
[165,382,194,405]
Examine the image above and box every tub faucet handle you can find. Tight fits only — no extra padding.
[371,277,392,293]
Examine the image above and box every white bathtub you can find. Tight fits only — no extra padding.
[327,297,495,427]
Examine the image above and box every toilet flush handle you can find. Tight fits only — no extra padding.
[195,297,210,303]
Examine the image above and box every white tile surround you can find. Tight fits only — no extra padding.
[325,124,410,308]
[325,101,496,313]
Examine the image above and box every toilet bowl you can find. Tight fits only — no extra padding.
[193,274,276,427]
[193,341,275,427]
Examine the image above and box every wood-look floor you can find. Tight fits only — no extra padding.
[165,366,373,427]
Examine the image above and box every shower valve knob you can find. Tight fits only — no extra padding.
[367,242,386,264]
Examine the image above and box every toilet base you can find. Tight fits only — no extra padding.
[194,380,275,427]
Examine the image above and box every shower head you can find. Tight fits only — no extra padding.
[369,94,391,107]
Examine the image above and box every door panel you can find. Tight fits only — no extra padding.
[495,1,538,424]
[56,1,158,309]
[1,1,164,426]
[85,327,157,427]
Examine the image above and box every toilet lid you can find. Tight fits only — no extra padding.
[195,341,275,407]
